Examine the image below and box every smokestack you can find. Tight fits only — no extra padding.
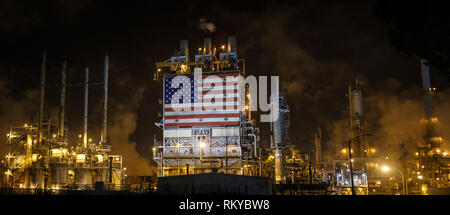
[203,38,212,55]
[212,31,216,57]
[420,59,433,120]
[227,36,236,53]
[349,79,364,158]
[180,40,189,57]
[83,67,89,148]
[314,128,322,163]
[102,55,109,144]
[37,51,47,146]
[59,61,67,138]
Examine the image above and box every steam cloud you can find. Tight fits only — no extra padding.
[108,65,156,176]
[198,18,216,33]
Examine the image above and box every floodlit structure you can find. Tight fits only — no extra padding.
[416,59,450,193]
[153,36,261,177]
[3,53,126,191]
[270,92,290,184]
[334,79,368,195]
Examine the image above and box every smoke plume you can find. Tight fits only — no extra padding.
[108,64,156,176]
[198,18,216,33]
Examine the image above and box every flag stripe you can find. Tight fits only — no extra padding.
[165,113,240,119]
[165,121,240,127]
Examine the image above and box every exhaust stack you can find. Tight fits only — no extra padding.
[102,55,109,144]
[59,61,67,138]
[83,67,89,148]
[37,51,47,146]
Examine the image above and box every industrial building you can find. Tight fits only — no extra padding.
[2,53,126,192]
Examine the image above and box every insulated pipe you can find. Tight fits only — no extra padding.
[59,61,67,138]
[83,67,89,148]
[102,55,109,144]
[37,51,47,146]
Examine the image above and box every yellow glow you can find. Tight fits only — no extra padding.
[443,152,448,156]
[78,134,82,138]
[152,147,156,151]
[76,154,85,163]
[381,166,390,172]
[157,68,161,72]
[436,149,441,153]
[418,175,423,180]
[198,48,202,51]
[52,134,56,138]
[32,154,38,162]
[181,64,186,69]
[415,152,419,156]
[97,155,104,163]
[342,149,347,153]
[199,142,205,148]
[245,105,249,110]
[371,148,376,153]
[221,45,225,49]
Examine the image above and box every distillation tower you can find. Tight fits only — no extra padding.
[270,92,290,184]
[334,79,368,195]
[416,59,450,192]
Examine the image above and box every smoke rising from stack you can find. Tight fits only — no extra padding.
[107,64,155,176]
[198,18,216,33]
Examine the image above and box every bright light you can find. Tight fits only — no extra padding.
[152,147,156,151]
[78,134,82,138]
[444,152,448,157]
[415,152,419,156]
[418,175,423,180]
[436,149,441,153]
[199,142,205,148]
[52,134,56,138]
[371,148,376,153]
[381,166,390,172]
[181,64,186,70]
[342,149,347,153]
[245,105,249,110]
[221,45,225,49]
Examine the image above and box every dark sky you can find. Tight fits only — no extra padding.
[1,0,448,174]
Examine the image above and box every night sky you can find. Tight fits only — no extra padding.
[1,0,449,175]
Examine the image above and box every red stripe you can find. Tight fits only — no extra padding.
[198,97,239,102]
[165,113,240,119]
[201,89,238,95]
[165,121,240,127]
[165,105,239,112]
[200,81,238,87]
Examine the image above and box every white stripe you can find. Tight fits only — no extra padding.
[165,110,239,116]
[166,101,239,108]
[165,117,240,123]
[199,77,239,83]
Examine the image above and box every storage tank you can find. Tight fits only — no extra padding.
[50,163,68,189]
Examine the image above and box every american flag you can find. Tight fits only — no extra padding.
[164,72,241,127]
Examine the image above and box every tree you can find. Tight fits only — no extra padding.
[374,1,450,81]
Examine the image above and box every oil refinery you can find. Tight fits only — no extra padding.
[1,34,448,196]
